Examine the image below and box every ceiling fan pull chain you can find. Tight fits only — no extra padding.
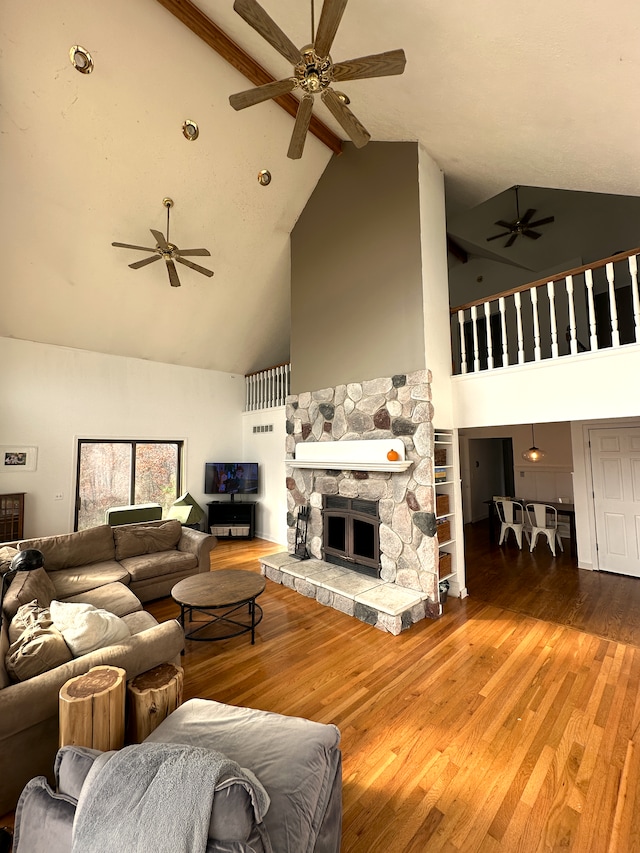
[311,0,315,44]
[166,203,170,244]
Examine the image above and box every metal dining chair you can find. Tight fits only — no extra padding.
[525,503,564,556]
[494,498,527,549]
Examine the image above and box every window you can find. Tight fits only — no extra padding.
[75,440,183,531]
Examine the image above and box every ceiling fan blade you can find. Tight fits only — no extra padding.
[314,0,349,58]
[486,232,512,242]
[494,220,515,231]
[528,216,555,228]
[128,255,162,270]
[332,49,407,81]
[321,88,370,148]
[233,0,300,65]
[230,78,296,111]
[165,259,181,288]
[112,242,157,252]
[519,208,536,226]
[177,248,211,257]
[175,256,214,277]
[523,230,542,240]
[505,233,518,248]
[287,95,314,160]
[151,229,169,250]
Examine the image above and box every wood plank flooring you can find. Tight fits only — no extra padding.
[142,533,640,852]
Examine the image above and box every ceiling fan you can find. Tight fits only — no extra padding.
[112,198,214,288]
[229,0,407,159]
[486,186,555,248]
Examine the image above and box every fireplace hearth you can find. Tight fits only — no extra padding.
[322,496,380,578]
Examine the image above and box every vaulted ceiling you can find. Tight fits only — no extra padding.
[2,0,639,375]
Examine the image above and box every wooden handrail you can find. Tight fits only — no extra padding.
[450,247,640,314]
[245,362,290,378]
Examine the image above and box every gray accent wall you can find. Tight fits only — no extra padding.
[290,142,426,394]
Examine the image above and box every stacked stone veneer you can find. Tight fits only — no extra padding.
[268,370,441,634]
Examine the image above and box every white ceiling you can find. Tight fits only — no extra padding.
[2,0,639,375]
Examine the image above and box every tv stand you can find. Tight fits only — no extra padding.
[207,501,256,540]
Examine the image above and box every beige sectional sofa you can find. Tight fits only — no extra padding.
[0,519,217,814]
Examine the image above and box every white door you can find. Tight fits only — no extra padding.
[590,427,640,576]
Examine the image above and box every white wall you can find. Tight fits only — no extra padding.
[418,144,453,426]
[1,337,245,537]
[453,345,640,428]
[241,407,287,546]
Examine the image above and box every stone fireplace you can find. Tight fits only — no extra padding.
[259,370,443,635]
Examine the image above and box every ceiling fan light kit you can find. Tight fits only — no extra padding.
[229,0,407,160]
[112,198,214,288]
[486,185,555,248]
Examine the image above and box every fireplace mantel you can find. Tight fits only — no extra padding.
[287,438,412,472]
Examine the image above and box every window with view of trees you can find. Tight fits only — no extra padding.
[75,440,183,531]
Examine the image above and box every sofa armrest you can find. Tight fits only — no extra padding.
[0,619,184,739]
[178,528,217,571]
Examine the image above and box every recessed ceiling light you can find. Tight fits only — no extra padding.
[258,170,271,186]
[69,45,93,74]
[182,120,199,141]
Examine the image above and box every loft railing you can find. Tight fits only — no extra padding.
[450,249,639,374]
[245,363,290,411]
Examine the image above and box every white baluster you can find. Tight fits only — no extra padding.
[499,297,508,366]
[251,373,257,411]
[606,262,620,347]
[585,269,598,352]
[514,292,525,364]
[457,309,467,374]
[484,301,494,370]
[530,286,541,361]
[565,275,577,355]
[547,281,558,359]
[471,305,480,372]
[630,255,639,344]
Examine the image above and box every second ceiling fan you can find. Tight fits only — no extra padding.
[486,186,555,248]
[229,0,406,159]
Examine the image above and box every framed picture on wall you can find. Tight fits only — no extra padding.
[0,446,38,472]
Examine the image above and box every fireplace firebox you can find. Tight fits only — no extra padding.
[322,496,380,577]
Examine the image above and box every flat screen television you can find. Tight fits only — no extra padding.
[205,462,258,500]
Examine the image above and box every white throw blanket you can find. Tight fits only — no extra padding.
[49,599,130,656]
[71,742,271,853]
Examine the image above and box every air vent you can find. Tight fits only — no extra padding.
[252,424,274,433]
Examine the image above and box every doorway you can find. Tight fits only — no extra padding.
[464,438,515,523]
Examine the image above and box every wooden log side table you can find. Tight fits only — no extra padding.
[172,570,266,646]
[126,662,184,744]
[59,665,126,751]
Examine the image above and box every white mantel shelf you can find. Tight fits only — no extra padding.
[287,438,413,472]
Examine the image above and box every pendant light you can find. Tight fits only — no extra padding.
[522,424,544,462]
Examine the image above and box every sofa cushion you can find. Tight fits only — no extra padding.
[119,550,197,583]
[64,581,142,617]
[0,620,9,689]
[49,600,130,657]
[122,611,159,634]
[13,776,76,853]
[51,561,129,599]
[113,520,182,560]
[3,567,57,621]
[146,698,342,853]
[18,525,116,571]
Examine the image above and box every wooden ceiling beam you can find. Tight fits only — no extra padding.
[153,0,343,156]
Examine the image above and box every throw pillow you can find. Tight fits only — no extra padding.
[0,545,18,572]
[5,622,72,682]
[49,599,130,657]
[12,776,75,853]
[113,520,182,560]
[2,567,57,622]
[9,599,54,644]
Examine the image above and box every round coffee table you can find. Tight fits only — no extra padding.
[172,570,266,645]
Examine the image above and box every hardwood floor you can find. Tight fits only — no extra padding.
[142,533,640,852]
